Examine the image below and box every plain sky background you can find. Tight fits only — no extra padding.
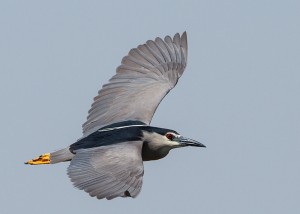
[1,0,299,213]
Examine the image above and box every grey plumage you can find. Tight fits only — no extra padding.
[27,32,206,200]
[82,32,188,137]
[50,148,74,164]
[67,141,143,200]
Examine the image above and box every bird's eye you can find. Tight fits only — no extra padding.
[166,133,174,140]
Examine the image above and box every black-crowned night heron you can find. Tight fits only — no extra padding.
[26,32,205,200]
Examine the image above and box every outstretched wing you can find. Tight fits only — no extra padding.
[67,141,144,200]
[82,32,188,137]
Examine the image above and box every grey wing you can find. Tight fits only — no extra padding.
[67,141,144,200]
[82,32,188,136]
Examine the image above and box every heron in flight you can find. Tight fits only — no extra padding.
[26,32,205,200]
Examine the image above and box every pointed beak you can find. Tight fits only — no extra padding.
[179,136,206,148]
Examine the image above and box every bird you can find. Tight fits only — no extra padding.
[25,32,206,200]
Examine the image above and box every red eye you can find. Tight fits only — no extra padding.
[166,133,174,140]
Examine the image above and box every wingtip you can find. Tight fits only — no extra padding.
[181,31,188,45]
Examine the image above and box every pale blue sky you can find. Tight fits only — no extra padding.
[1,1,300,213]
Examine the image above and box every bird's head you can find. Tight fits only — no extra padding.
[163,131,206,148]
[142,127,205,149]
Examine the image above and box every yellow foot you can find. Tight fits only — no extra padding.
[25,153,50,165]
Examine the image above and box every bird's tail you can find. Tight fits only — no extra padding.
[25,148,74,165]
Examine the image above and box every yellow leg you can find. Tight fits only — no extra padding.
[25,153,50,165]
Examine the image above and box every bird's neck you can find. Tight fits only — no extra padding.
[141,131,175,161]
[142,141,171,161]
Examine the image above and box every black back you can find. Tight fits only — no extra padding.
[70,120,177,153]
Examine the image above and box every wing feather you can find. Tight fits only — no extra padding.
[82,32,188,137]
[68,141,144,200]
